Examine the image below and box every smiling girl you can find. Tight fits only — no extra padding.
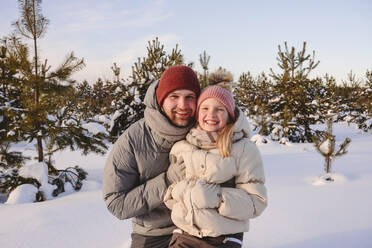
[164,85,268,248]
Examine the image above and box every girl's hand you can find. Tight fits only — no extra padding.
[191,179,221,209]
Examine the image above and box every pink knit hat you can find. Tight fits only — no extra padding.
[197,85,235,120]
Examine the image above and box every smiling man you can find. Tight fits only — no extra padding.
[103,65,200,248]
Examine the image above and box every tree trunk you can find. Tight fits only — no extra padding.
[32,0,43,162]
[283,105,289,138]
[325,156,331,173]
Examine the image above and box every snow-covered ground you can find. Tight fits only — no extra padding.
[1,122,371,248]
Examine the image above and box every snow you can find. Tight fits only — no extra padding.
[319,138,331,154]
[58,106,67,116]
[279,137,292,146]
[251,134,270,145]
[7,130,15,136]
[134,95,141,104]
[367,118,372,127]
[47,114,57,122]
[81,122,108,135]
[111,110,122,122]
[344,115,353,122]
[7,162,57,202]
[94,114,111,125]
[1,122,372,248]
[307,173,348,186]
[19,162,49,186]
[109,110,123,131]
[5,184,39,204]
[64,118,77,126]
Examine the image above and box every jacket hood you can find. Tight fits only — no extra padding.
[144,80,161,111]
[232,107,251,138]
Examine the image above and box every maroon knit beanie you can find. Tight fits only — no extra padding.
[197,85,236,120]
[156,65,200,106]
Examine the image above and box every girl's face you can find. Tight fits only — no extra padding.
[198,98,229,132]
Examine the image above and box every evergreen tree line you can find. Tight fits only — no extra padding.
[71,41,372,144]
[235,42,372,143]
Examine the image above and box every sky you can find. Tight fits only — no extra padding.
[1,0,372,84]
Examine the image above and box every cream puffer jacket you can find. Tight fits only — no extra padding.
[164,109,267,238]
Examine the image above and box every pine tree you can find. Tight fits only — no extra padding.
[92,78,115,116]
[74,80,95,121]
[13,0,50,162]
[252,73,274,136]
[293,77,324,141]
[0,36,30,196]
[312,116,351,181]
[0,36,29,159]
[235,72,274,137]
[199,50,210,89]
[0,1,109,200]
[270,41,320,143]
[353,70,372,132]
[0,36,23,146]
[363,70,372,131]
[235,71,256,112]
[320,74,338,118]
[337,71,369,130]
[11,0,108,161]
[1,40,108,199]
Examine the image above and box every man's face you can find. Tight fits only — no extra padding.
[161,89,197,127]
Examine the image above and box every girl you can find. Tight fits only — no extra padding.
[164,85,268,248]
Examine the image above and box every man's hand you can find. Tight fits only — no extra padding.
[166,161,186,186]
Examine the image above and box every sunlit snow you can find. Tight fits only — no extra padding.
[1,122,371,248]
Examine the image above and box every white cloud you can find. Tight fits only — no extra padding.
[52,1,172,34]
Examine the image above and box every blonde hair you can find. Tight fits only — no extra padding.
[216,123,234,158]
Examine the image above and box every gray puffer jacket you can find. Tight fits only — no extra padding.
[102,81,194,236]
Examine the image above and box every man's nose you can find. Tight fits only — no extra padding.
[178,97,187,109]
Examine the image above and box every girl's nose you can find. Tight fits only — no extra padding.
[207,109,216,116]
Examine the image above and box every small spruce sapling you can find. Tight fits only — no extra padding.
[49,166,87,197]
[199,50,210,89]
[312,116,351,181]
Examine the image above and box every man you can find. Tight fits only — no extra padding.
[102,65,201,248]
